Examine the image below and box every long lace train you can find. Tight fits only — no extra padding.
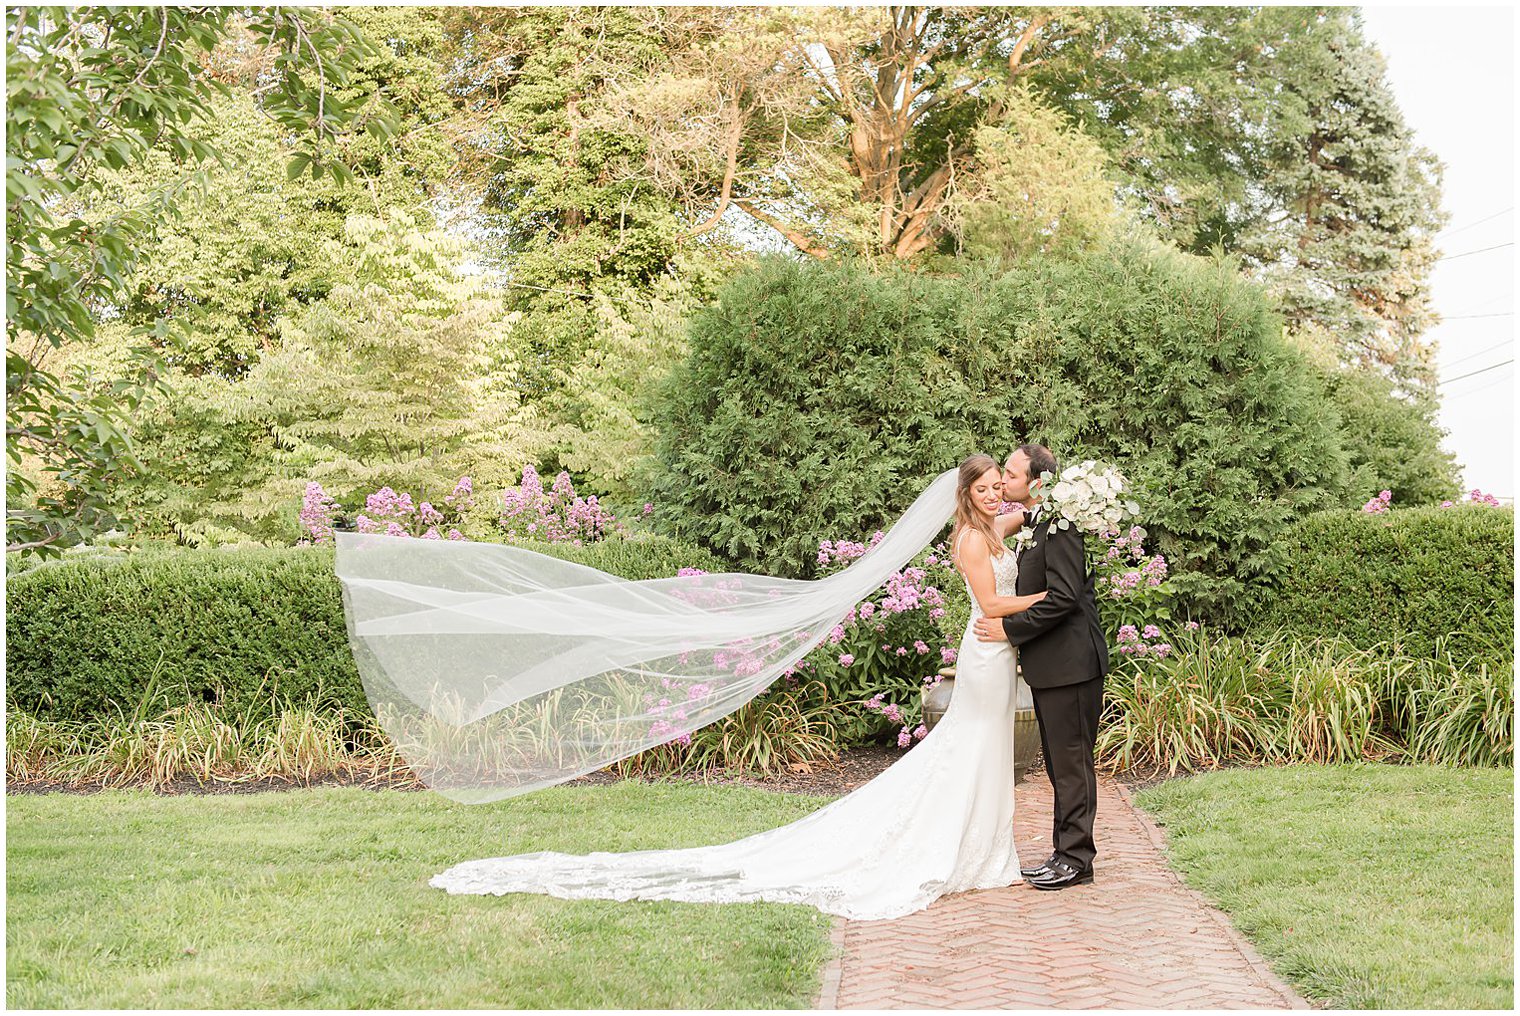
[429,541,1025,921]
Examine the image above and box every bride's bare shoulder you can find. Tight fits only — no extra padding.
[951,525,994,564]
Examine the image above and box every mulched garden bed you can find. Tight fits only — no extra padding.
[4,746,908,798]
[6,749,1186,798]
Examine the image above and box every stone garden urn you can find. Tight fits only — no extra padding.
[921,663,1040,784]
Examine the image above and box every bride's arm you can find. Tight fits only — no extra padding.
[959,530,1047,619]
[992,507,1027,540]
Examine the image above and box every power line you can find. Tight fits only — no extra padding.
[1451,370,1515,399]
[1437,242,1514,262]
[1441,312,1513,320]
[1451,292,1515,314]
[1453,371,1513,398]
[1435,206,1513,240]
[1439,358,1514,386]
[1441,338,1514,370]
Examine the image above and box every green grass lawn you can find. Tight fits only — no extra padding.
[1135,763,1514,1010]
[5,782,837,1008]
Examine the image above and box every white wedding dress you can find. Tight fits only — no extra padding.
[429,537,1024,921]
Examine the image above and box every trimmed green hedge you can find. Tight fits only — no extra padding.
[5,536,726,721]
[1250,505,1514,666]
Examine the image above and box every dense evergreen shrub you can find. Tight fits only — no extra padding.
[5,536,726,720]
[650,242,1351,621]
[645,256,975,578]
[1250,505,1514,667]
[1320,364,1461,505]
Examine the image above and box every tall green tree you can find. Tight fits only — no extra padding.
[109,213,524,546]
[936,84,1127,264]
[436,7,738,489]
[1035,7,1445,388]
[409,6,1452,493]
[5,5,394,555]
[1240,9,1445,392]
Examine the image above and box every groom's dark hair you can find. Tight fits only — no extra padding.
[1016,443,1059,482]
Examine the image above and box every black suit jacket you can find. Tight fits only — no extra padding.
[1001,511,1109,689]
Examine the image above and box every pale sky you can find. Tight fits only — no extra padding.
[1359,3,1516,498]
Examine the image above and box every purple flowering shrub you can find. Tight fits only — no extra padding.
[297,467,630,547]
[1093,524,1178,654]
[297,476,474,544]
[497,465,626,545]
[1441,488,1504,509]
[1378,488,1505,513]
[782,533,959,749]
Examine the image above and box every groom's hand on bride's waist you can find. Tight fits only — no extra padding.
[973,617,1005,643]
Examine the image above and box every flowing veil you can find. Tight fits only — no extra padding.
[333,468,958,803]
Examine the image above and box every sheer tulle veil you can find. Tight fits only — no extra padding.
[332,468,958,803]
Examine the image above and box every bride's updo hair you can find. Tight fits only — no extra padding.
[952,453,1005,568]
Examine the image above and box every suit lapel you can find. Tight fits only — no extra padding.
[1017,506,1045,562]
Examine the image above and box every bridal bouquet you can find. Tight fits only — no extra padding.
[1015,459,1141,548]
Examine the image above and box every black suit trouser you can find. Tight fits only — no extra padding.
[1030,673,1104,869]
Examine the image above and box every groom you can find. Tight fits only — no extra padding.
[975,444,1109,891]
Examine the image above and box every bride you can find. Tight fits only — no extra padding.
[391,454,1047,921]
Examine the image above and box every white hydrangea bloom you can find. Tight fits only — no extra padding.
[1030,460,1141,539]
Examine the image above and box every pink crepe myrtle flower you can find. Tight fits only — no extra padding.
[838,653,855,667]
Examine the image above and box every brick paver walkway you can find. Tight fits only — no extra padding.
[816,772,1311,1009]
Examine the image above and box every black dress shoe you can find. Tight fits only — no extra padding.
[1028,859,1094,891]
[1021,855,1058,879]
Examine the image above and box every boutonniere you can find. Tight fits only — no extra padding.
[1013,527,1036,551]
